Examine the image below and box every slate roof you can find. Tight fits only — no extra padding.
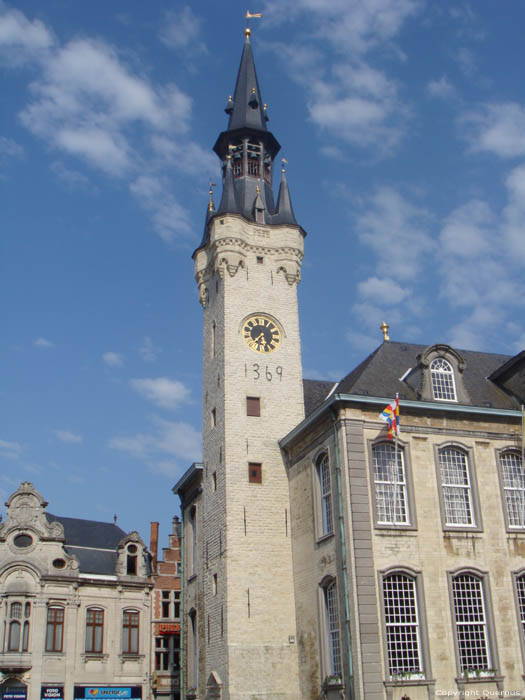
[303,341,523,416]
[303,379,336,417]
[47,513,127,576]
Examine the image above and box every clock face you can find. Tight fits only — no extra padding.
[243,314,282,353]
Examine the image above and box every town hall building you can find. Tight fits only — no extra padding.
[175,27,525,700]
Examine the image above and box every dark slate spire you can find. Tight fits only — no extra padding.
[228,28,267,132]
[217,156,239,215]
[272,166,298,226]
[192,26,305,249]
[198,185,217,249]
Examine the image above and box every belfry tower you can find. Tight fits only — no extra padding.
[192,27,305,700]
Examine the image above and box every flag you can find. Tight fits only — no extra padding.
[246,11,262,19]
[379,395,400,440]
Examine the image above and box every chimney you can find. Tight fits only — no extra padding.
[150,522,159,573]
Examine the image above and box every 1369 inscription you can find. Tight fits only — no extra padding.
[245,363,283,382]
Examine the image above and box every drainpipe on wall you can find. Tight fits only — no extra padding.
[330,407,355,700]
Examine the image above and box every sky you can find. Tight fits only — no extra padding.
[2,0,525,544]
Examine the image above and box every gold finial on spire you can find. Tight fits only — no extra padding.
[281,157,288,173]
[244,27,251,37]
[256,185,261,194]
[208,181,216,212]
[380,321,390,342]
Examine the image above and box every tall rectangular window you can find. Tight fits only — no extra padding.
[383,573,422,678]
[324,581,342,677]
[45,607,64,652]
[516,575,525,644]
[85,608,104,653]
[317,453,333,536]
[500,452,525,528]
[122,610,139,654]
[155,636,169,671]
[452,574,491,674]
[373,443,408,525]
[439,447,474,526]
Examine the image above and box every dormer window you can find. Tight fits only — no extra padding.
[430,357,457,402]
[126,544,138,575]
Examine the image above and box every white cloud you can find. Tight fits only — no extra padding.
[50,161,92,190]
[34,337,54,348]
[130,175,193,242]
[151,135,218,177]
[356,187,434,280]
[0,136,23,158]
[462,102,525,158]
[53,429,83,444]
[357,277,411,305]
[2,7,202,243]
[109,416,201,477]
[0,5,54,65]
[139,336,160,363]
[159,6,206,54]
[0,439,22,459]
[437,195,525,351]
[264,0,420,55]
[427,76,456,100]
[130,377,191,409]
[102,351,124,367]
[502,164,525,262]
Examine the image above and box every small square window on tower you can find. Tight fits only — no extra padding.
[248,462,262,484]
[256,256,264,264]
[246,396,261,417]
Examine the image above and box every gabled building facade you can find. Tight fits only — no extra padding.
[0,483,151,700]
[149,519,182,700]
[175,26,525,700]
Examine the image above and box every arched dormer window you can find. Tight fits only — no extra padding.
[126,544,138,575]
[416,345,467,404]
[430,357,457,402]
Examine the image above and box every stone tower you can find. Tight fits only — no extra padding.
[192,27,305,700]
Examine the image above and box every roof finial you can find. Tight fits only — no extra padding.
[281,157,288,173]
[380,321,390,342]
[245,11,262,37]
[208,180,216,212]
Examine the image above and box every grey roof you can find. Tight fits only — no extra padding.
[303,342,523,415]
[273,169,298,226]
[46,514,127,576]
[47,513,127,548]
[303,379,336,417]
[64,546,118,576]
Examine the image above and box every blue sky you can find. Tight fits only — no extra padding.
[2,1,525,544]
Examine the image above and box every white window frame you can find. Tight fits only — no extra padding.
[436,445,481,531]
[312,450,335,541]
[430,357,457,402]
[498,450,525,530]
[382,572,424,680]
[372,443,409,526]
[318,578,342,680]
[513,571,525,668]
[449,572,496,677]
